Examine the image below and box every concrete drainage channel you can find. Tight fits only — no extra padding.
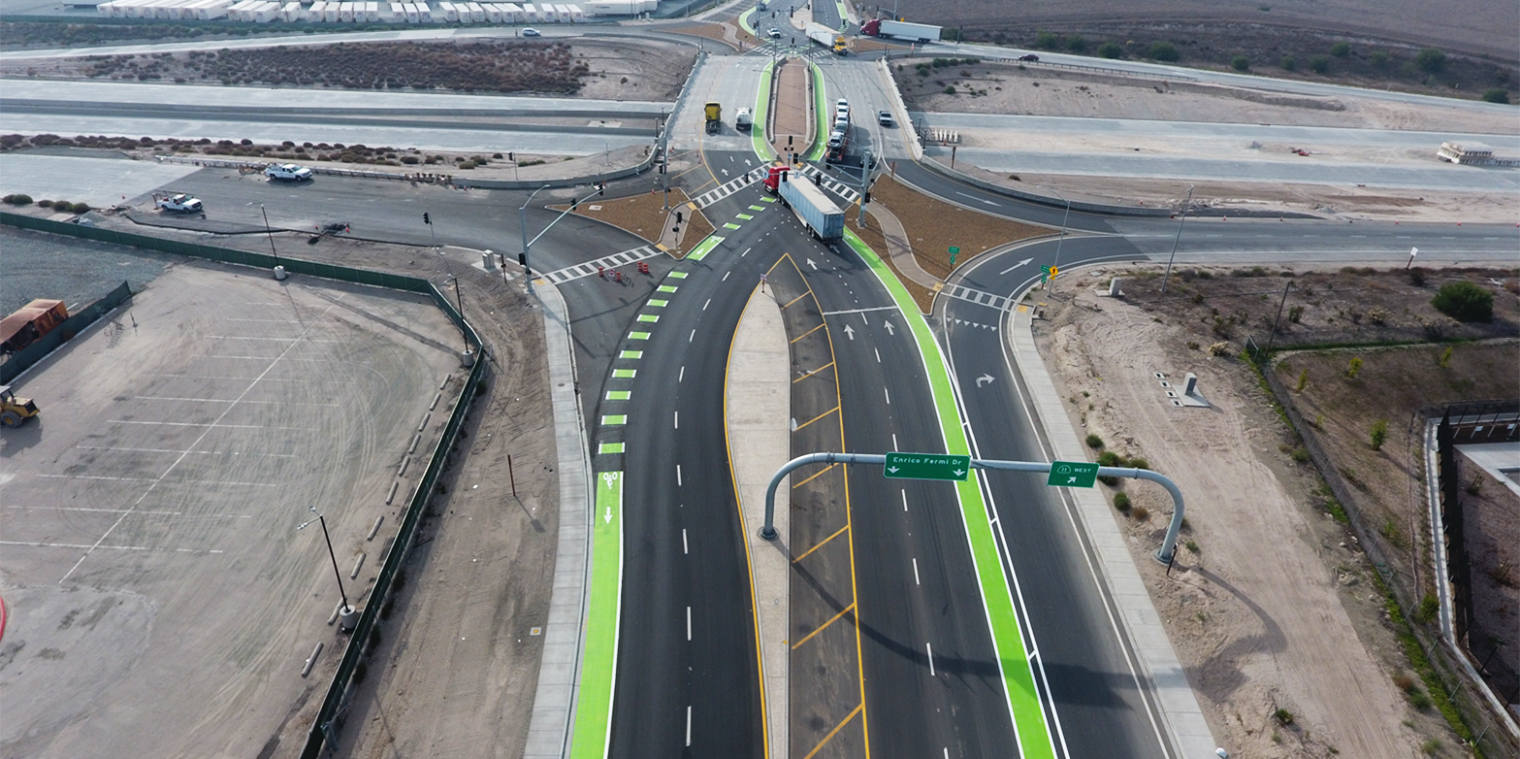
[0,211,488,759]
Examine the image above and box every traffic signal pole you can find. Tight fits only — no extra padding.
[760,451,1186,563]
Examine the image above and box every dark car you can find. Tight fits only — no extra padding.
[1018,53,1039,62]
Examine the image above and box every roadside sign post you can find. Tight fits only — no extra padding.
[948,245,959,266]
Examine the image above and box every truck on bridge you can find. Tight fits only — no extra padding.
[860,18,940,43]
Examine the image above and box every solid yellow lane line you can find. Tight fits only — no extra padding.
[790,462,837,489]
[793,361,835,384]
[790,322,825,344]
[792,405,839,431]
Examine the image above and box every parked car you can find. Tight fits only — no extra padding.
[154,192,203,213]
[522,27,541,36]
[265,163,314,181]
[877,110,893,126]
[1018,53,1039,62]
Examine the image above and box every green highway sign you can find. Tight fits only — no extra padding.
[948,245,960,265]
[884,452,971,481]
[1047,460,1099,488]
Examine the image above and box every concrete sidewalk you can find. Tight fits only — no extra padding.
[522,282,595,759]
[725,285,791,759]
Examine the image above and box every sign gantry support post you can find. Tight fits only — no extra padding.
[761,452,1186,563]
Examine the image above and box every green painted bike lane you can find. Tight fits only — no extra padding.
[841,228,1056,759]
[569,470,624,759]
[804,62,828,161]
[752,60,777,161]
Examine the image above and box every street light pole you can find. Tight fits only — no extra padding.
[449,274,469,355]
[259,202,279,268]
[1160,184,1195,295]
[298,507,351,613]
[519,185,550,292]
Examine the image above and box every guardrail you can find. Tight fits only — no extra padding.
[0,210,487,758]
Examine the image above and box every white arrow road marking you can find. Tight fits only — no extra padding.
[956,191,999,207]
[843,324,856,340]
[604,507,613,523]
[976,374,994,387]
[883,321,895,336]
[999,257,1034,275]
[807,258,818,270]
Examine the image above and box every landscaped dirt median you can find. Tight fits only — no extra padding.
[562,188,712,257]
[1034,264,1517,758]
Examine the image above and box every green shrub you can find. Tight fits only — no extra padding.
[1230,55,1249,71]
[70,202,90,213]
[1185,540,1200,553]
[1437,345,1454,368]
[1370,50,1389,67]
[1280,55,1296,71]
[1097,41,1123,59]
[1096,450,1122,467]
[1291,447,1310,463]
[1431,281,1494,322]
[1112,492,1131,511]
[1064,34,1087,53]
[1308,55,1330,73]
[1295,368,1308,392]
[1415,47,1445,73]
[1346,356,1363,379]
[1274,708,1294,725]
[1085,433,1105,449]
[1126,457,1150,470]
[1370,419,1388,450]
[1132,505,1150,521]
[1147,41,1179,62]
[1482,88,1512,104]
[37,199,54,208]
[944,85,956,95]
[1034,30,1060,50]
[2,193,32,205]
[1330,41,1351,57]
[1414,592,1439,624]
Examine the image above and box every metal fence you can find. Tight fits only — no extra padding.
[0,209,489,757]
[0,280,133,384]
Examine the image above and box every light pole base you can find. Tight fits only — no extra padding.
[759,525,778,540]
[1153,548,1176,566]
[459,350,476,368]
[273,265,288,281]
[338,605,360,632]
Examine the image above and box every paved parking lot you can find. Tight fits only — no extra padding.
[0,260,461,758]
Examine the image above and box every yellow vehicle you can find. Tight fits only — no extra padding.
[704,102,722,134]
[0,385,40,428]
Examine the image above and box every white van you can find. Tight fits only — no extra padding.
[735,108,753,131]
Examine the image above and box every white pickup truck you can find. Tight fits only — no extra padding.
[154,192,203,213]
[265,163,314,181]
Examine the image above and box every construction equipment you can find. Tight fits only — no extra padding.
[0,385,40,428]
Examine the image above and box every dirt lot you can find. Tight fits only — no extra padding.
[0,38,695,101]
[1033,264,1518,757]
[904,0,1517,76]
[561,186,713,256]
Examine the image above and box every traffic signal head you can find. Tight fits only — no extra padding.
[423,212,431,224]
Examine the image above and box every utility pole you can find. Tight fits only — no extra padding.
[258,202,283,278]
[1045,190,1070,290]
[1263,280,1294,357]
[449,274,469,355]
[1159,184,1195,295]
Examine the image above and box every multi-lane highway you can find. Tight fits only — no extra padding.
[13,15,1516,759]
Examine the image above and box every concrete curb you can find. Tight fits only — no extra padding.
[1007,304,1218,759]
[725,284,791,759]
[522,282,596,759]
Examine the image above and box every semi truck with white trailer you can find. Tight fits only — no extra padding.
[804,21,847,54]
[774,168,844,242]
[860,18,941,43]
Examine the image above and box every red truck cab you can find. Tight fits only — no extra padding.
[763,165,791,194]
